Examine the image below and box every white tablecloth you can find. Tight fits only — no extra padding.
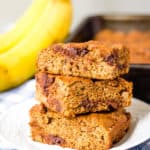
[0,80,35,114]
[0,80,35,149]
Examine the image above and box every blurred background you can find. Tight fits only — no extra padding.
[0,0,150,32]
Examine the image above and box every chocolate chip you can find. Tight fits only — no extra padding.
[44,135,65,145]
[107,100,119,109]
[66,47,78,57]
[55,101,62,112]
[42,105,48,113]
[81,99,119,111]
[66,47,89,57]
[104,49,118,66]
[110,80,119,87]
[83,66,88,71]
[70,61,74,65]
[47,76,55,85]
[54,45,77,57]
[53,45,63,52]
[104,55,115,65]
[81,99,97,110]
[53,45,89,57]
[47,117,52,124]
[38,73,55,96]
[76,65,79,69]
[77,48,89,56]
[101,135,104,140]
[48,97,62,112]
[44,67,48,72]
[117,64,127,70]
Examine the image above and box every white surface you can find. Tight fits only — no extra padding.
[0,0,150,31]
[0,98,149,150]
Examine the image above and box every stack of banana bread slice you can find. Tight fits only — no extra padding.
[30,41,133,150]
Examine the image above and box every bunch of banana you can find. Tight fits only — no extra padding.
[0,0,72,91]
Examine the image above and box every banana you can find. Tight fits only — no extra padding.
[0,0,49,54]
[45,0,72,42]
[0,0,72,91]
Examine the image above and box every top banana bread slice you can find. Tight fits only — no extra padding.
[37,41,129,79]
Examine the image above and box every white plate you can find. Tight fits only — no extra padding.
[0,98,149,150]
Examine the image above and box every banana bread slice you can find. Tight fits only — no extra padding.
[30,104,131,150]
[37,41,129,79]
[35,72,132,117]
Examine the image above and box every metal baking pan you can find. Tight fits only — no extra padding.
[67,15,150,103]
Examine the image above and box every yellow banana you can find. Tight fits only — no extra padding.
[46,0,72,42]
[0,0,49,53]
[0,0,72,91]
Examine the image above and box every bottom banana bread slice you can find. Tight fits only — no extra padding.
[29,104,131,150]
[36,72,132,117]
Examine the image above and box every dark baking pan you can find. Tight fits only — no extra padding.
[67,15,150,103]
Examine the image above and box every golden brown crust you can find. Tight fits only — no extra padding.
[37,41,129,79]
[30,104,131,150]
[35,72,132,117]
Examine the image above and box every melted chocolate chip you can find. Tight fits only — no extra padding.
[117,63,127,70]
[81,99,119,111]
[81,99,97,110]
[53,45,89,57]
[77,48,89,56]
[107,100,119,109]
[48,97,62,112]
[47,76,55,85]
[44,67,48,72]
[38,73,55,96]
[54,45,77,57]
[53,45,63,52]
[44,135,65,145]
[104,49,118,66]
[42,105,48,113]
[104,55,115,65]
[66,47,78,57]
[47,117,52,124]
[83,66,88,71]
